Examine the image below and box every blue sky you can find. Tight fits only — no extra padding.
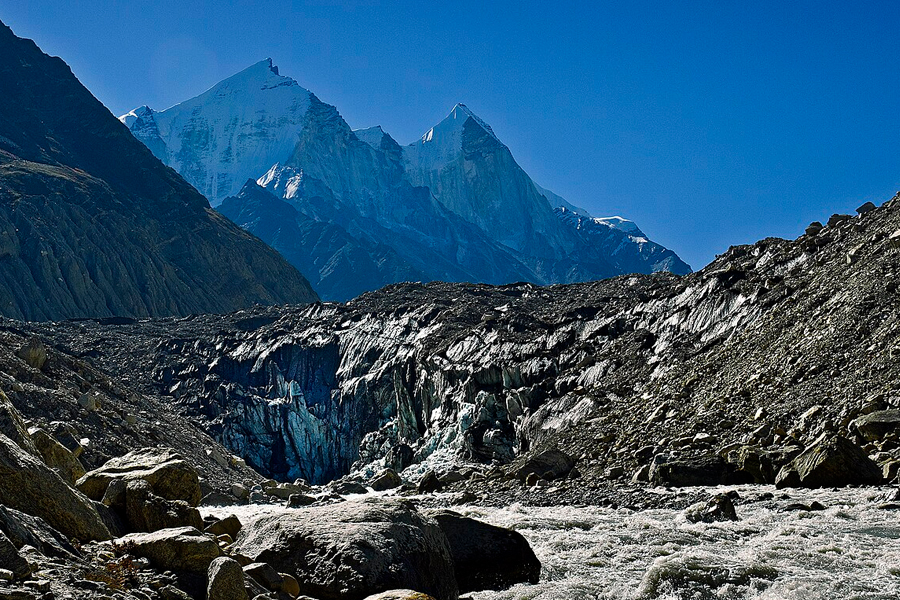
[2,1,898,270]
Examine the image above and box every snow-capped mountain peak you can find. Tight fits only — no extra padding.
[119,59,313,205]
[403,103,503,174]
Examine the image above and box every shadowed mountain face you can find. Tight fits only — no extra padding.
[124,63,690,301]
[0,22,318,320]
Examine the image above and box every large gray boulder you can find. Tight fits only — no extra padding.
[0,505,79,559]
[208,556,249,600]
[775,434,883,488]
[0,433,110,541]
[124,479,203,533]
[650,455,749,487]
[427,509,540,593]
[233,499,458,600]
[77,447,202,506]
[853,410,900,442]
[117,526,221,572]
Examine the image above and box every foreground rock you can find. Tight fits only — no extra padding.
[117,526,221,572]
[428,510,540,592]
[0,433,110,541]
[77,447,202,506]
[775,435,883,488]
[208,556,249,600]
[233,499,458,600]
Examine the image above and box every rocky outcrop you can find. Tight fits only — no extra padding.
[0,433,109,541]
[427,510,540,592]
[233,499,458,600]
[0,21,317,321]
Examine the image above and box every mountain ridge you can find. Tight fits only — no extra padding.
[122,59,691,301]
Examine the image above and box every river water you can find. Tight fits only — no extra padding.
[465,485,900,600]
[205,485,900,599]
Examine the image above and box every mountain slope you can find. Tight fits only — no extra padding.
[122,62,690,301]
[0,22,318,320]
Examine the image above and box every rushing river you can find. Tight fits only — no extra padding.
[205,485,900,600]
[465,485,900,600]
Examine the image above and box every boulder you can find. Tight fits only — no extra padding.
[15,337,47,370]
[369,468,403,491]
[0,392,37,456]
[124,479,203,533]
[117,526,221,572]
[287,494,316,508]
[804,222,824,236]
[513,448,575,481]
[28,428,85,485]
[417,471,443,494]
[207,556,249,600]
[427,509,540,592]
[853,410,900,442]
[77,447,202,506]
[650,455,750,487]
[775,434,883,488]
[243,562,284,593]
[363,592,436,600]
[0,532,30,580]
[0,433,110,541]
[206,515,242,540]
[328,480,368,495]
[684,494,738,523]
[233,499,457,600]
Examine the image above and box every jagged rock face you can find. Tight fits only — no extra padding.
[123,65,690,301]
[0,22,318,320]
[22,192,900,486]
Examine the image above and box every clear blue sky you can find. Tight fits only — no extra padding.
[2,1,898,270]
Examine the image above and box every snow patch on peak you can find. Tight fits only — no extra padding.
[594,215,643,236]
[257,163,305,201]
[118,105,154,128]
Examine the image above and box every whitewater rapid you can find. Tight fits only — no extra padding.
[464,485,900,600]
